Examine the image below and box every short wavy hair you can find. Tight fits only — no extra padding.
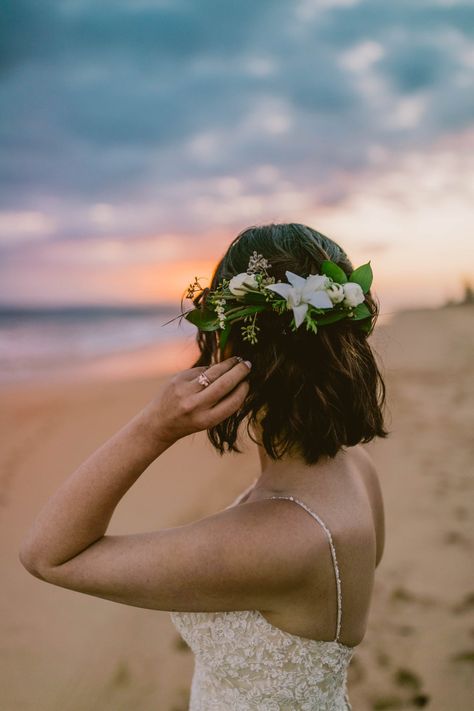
[190,223,389,465]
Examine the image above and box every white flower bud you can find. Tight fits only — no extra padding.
[327,282,345,304]
[228,272,259,298]
[342,281,365,307]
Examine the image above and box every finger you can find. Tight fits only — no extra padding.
[197,359,251,406]
[179,365,212,382]
[187,356,245,391]
[206,379,250,426]
[200,355,245,384]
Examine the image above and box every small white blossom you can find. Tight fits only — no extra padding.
[213,298,227,328]
[342,281,365,307]
[327,282,345,304]
[228,272,259,298]
[247,251,272,273]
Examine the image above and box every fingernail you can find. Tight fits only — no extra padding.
[243,360,252,369]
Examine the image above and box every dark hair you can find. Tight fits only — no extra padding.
[190,223,389,465]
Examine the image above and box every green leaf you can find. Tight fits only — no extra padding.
[313,311,348,326]
[351,302,371,321]
[349,262,373,293]
[219,322,232,356]
[321,260,348,284]
[305,315,318,334]
[226,305,267,321]
[184,308,220,331]
[240,291,268,305]
[357,317,373,334]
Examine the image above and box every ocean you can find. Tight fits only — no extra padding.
[0,304,199,385]
[0,304,396,387]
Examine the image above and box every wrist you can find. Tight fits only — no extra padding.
[136,401,178,450]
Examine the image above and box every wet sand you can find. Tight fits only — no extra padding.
[1,303,473,710]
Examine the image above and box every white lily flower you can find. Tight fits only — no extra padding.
[228,272,259,298]
[264,270,334,328]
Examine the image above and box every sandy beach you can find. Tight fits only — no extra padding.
[1,303,473,711]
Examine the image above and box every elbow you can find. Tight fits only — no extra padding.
[18,546,48,581]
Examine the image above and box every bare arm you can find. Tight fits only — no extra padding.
[18,355,317,613]
[19,356,251,574]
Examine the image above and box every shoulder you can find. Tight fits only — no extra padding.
[165,497,329,611]
[207,497,330,580]
[351,445,385,567]
[202,496,335,596]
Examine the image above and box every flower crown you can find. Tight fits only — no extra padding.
[178,251,374,356]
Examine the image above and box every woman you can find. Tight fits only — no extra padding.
[19,223,388,710]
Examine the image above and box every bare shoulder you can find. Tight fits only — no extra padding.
[352,445,385,567]
[218,497,332,578]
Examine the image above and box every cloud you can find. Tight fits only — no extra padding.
[0,211,57,244]
[0,0,472,258]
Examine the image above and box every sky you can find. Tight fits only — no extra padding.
[1,0,473,315]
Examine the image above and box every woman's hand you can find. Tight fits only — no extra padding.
[144,356,252,444]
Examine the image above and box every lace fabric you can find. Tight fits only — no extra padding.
[170,482,356,710]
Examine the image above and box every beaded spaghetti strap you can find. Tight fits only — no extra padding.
[268,495,343,644]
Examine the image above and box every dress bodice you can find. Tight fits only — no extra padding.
[170,480,356,710]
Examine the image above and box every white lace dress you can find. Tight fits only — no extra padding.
[170,482,356,710]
